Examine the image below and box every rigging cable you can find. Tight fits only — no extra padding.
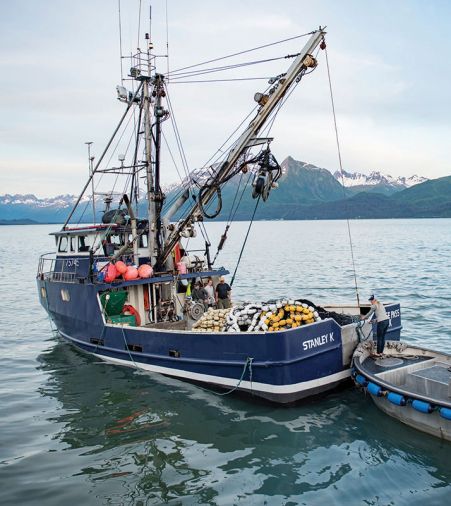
[63,82,143,228]
[169,77,272,84]
[212,60,318,269]
[130,103,143,207]
[324,44,361,309]
[226,172,244,223]
[161,130,188,190]
[212,171,253,265]
[199,81,272,172]
[78,110,137,231]
[168,31,315,75]
[229,172,253,223]
[197,149,270,220]
[208,51,320,266]
[164,83,192,187]
[168,53,299,80]
[230,196,261,287]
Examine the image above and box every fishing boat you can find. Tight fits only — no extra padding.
[36,23,402,403]
[353,341,451,440]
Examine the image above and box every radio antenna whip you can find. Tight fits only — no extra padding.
[118,0,124,84]
[165,0,170,76]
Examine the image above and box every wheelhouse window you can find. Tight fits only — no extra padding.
[58,236,68,253]
[127,233,148,248]
[78,235,91,252]
[110,234,122,248]
[140,234,148,248]
[70,236,76,252]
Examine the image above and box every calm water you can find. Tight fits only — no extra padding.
[1,219,450,505]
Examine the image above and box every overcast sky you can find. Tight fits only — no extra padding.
[1,0,451,197]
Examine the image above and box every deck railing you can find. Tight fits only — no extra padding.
[37,249,212,284]
[37,252,111,284]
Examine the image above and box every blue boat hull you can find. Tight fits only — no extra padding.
[37,278,402,403]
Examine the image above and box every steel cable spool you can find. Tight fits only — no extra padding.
[190,303,205,321]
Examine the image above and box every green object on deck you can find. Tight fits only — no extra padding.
[108,314,137,326]
[100,290,128,316]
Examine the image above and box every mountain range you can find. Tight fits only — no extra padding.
[334,169,427,196]
[1,157,450,223]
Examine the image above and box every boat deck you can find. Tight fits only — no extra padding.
[362,355,451,404]
[144,320,187,331]
[408,363,451,402]
[362,355,433,375]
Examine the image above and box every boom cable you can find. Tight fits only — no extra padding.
[230,196,261,287]
[324,45,361,308]
[168,31,315,75]
[168,53,298,80]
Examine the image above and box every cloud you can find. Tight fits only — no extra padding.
[1,0,451,198]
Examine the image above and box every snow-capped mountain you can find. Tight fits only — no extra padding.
[0,159,432,222]
[0,194,93,223]
[333,169,428,190]
[0,194,80,208]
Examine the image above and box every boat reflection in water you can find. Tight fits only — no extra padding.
[36,338,451,505]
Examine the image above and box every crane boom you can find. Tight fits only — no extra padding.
[160,28,326,264]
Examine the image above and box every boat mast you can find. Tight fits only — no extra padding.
[159,28,326,264]
[142,72,156,264]
[152,73,166,265]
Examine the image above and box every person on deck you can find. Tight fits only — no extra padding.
[216,277,232,309]
[361,294,390,357]
[204,278,215,307]
[192,282,208,310]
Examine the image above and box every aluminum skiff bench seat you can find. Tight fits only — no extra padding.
[404,363,451,402]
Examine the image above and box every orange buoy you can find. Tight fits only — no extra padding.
[124,266,138,280]
[115,260,127,275]
[138,264,153,278]
[104,263,117,283]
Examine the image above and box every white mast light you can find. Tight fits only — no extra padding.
[116,85,128,102]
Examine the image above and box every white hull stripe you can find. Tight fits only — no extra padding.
[60,330,351,394]
[90,350,351,395]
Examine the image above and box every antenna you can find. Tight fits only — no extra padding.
[149,3,152,44]
[146,2,153,77]
[118,0,124,84]
[137,0,142,49]
[165,0,169,75]
[85,142,96,223]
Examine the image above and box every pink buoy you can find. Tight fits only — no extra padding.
[124,266,138,280]
[104,263,117,283]
[115,260,127,275]
[138,264,153,278]
[177,261,187,274]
